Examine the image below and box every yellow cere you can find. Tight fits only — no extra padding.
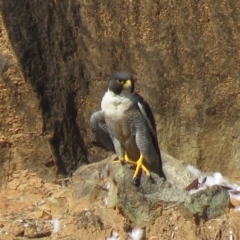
[124,79,132,87]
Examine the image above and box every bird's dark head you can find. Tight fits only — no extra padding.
[108,72,135,95]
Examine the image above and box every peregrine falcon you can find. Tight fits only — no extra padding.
[90,72,166,181]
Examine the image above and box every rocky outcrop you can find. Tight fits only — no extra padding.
[72,154,230,225]
[1,1,240,179]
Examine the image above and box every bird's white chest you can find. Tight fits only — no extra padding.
[101,92,133,119]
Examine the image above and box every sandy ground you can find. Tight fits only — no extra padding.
[0,169,240,240]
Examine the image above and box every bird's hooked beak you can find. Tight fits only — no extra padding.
[123,79,132,90]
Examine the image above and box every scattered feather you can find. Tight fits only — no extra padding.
[106,231,119,240]
[199,172,226,188]
[186,166,240,208]
[229,191,240,201]
[24,223,29,228]
[105,181,111,190]
[229,230,233,240]
[104,197,108,206]
[50,219,61,233]
[128,228,144,240]
[234,206,240,212]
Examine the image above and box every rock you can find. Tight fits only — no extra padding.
[76,210,104,230]
[230,196,240,208]
[11,223,24,237]
[73,156,188,226]
[24,221,52,238]
[161,151,195,188]
[185,185,229,220]
[73,155,233,224]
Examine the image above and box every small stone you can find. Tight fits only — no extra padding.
[7,179,20,190]
[230,196,240,208]
[24,221,52,238]
[11,223,24,237]
[73,155,188,226]
[185,185,229,220]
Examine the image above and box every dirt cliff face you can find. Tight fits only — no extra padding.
[0,15,56,185]
[1,0,240,179]
[1,0,90,177]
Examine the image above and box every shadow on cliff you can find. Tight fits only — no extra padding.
[0,0,91,175]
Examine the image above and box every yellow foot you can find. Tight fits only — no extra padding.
[112,154,134,164]
[112,154,150,179]
[124,154,136,164]
[133,154,150,178]
[112,156,124,163]
[124,154,150,179]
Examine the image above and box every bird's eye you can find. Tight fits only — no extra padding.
[116,79,124,84]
